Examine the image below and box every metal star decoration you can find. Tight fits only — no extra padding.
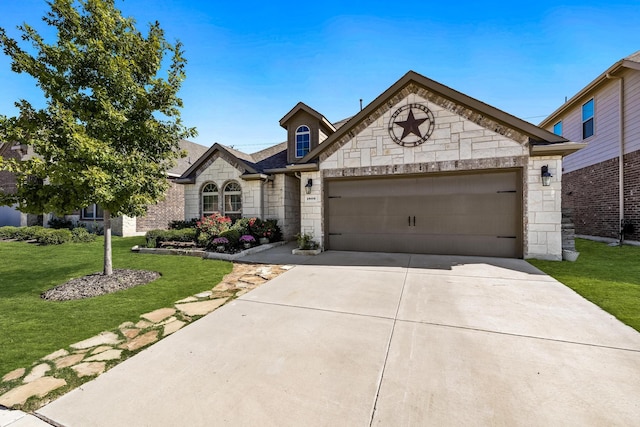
[394,108,427,140]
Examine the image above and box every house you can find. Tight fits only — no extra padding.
[179,71,585,260]
[0,139,209,236]
[540,51,640,242]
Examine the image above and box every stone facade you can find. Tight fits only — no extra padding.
[562,150,640,241]
[300,93,564,260]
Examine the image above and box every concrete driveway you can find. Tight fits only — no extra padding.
[37,250,640,426]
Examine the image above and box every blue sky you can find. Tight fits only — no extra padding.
[1,0,639,152]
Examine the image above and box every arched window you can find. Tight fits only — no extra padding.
[296,125,310,158]
[201,183,218,216]
[223,181,242,220]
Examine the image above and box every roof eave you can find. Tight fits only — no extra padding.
[539,60,628,128]
[530,142,587,157]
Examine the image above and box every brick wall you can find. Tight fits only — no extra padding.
[623,150,640,241]
[136,179,185,232]
[0,147,20,194]
[562,150,639,241]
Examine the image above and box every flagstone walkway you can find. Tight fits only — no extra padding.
[0,263,290,411]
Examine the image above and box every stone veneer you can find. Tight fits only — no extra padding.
[301,92,564,260]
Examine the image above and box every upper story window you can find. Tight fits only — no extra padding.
[223,181,242,220]
[82,204,103,220]
[295,125,310,158]
[201,183,218,216]
[582,98,594,139]
[553,121,563,136]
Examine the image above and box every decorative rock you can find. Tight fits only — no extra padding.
[238,275,266,286]
[213,283,233,291]
[70,332,122,350]
[24,364,51,383]
[90,345,113,355]
[235,289,249,297]
[54,354,85,369]
[0,376,66,407]
[163,320,186,336]
[194,291,212,298]
[122,328,140,339]
[159,316,178,326]
[175,298,227,316]
[2,368,25,383]
[119,331,158,351]
[85,349,123,362]
[135,320,153,329]
[281,265,294,270]
[72,362,106,378]
[42,349,69,361]
[141,307,176,323]
[118,321,135,329]
[175,296,198,304]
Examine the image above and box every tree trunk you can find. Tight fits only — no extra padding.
[103,209,113,276]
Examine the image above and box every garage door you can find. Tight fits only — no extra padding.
[326,170,522,258]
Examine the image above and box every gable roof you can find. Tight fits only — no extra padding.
[540,50,640,128]
[177,141,290,183]
[300,70,571,164]
[279,102,336,133]
[168,139,210,177]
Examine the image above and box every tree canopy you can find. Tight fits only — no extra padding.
[0,0,196,274]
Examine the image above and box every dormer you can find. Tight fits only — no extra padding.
[279,102,336,164]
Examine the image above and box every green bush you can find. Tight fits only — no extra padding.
[71,227,97,243]
[168,218,198,230]
[220,229,241,249]
[48,217,73,230]
[14,226,45,241]
[231,217,252,236]
[36,229,72,245]
[0,226,20,239]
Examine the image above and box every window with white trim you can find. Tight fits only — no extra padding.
[82,204,103,220]
[553,121,562,136]
[295,125,310,158]
[223,181,242,220]
[201,183,218,216]
[582,99,594,139]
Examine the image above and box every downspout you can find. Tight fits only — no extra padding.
[260,176,270,219]
[606,72,625,243]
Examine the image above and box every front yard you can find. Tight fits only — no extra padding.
[529,238,640,333]
[0,236,232,377]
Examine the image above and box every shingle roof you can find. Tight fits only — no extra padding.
[169,139,209,176]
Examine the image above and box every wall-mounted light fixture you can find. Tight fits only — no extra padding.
[305,178,313,194]
[541,165,552,187]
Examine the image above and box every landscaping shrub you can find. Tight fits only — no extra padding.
[48,217,73,230]
[14,226,45,241]
[168,218,198,230]
[71,227,97,243]
[250,218,282,242]
[145,228,196,248]
[196,213,232,242]
[36,229,72,245]
[220,229,241,249]
[0,226,20,239]
[231,217,252,236]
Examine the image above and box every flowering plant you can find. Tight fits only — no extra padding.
[212,237,229,245]
[239,235,256,243]
[196,213,232,239]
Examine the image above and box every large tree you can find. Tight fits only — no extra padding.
[0,0,195,274]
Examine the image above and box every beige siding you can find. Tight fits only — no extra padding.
[624,69,640,153]
[557,68,640,173]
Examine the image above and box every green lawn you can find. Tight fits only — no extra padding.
[0,236,232,377]
[529,238,640,332]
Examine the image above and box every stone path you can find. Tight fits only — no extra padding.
[0,263,289,412]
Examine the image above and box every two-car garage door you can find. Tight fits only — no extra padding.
[326,170,522,258]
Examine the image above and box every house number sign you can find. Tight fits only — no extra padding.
[388,103,435,147]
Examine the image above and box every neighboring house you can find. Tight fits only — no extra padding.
[0,142,40,226]
[540,51,640,242]
[0,139,209,236]
[179,71,584,260]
